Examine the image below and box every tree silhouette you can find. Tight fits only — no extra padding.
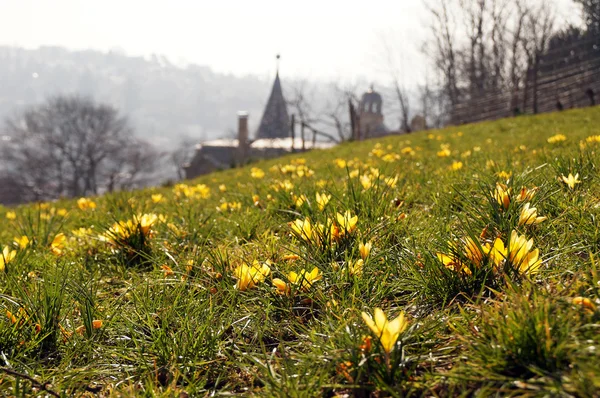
[1,95,157,203]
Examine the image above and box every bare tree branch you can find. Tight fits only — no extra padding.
[0,367,60,397]
[1,95,157,203]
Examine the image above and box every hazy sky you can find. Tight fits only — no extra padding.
[0,0,580,86]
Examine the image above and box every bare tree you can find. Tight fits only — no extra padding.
[417,71,448,128]
[287,80,320,128]
[102,140,160,192]
[575,0,600,34]
[508,0,529,112]
[286,80,354,144]
[450,0,511,97]
[489,0,510,90]
[1,95,157,202]
[380,36,412,133]
[321,83,359,142]
[458,0,487,97]
[170,137,198,181]
[521,2,555,113]
[422,0,559,121]
[424,0,461,107]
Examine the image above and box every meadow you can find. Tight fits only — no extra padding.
[1,106,600,396]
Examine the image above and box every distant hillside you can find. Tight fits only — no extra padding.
[0,46,273,149]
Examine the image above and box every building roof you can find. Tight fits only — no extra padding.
[200,139,239,147]
[361,86,382,104]
[198,137,336,151]
[256,73,290,139]
[251,137,336,150]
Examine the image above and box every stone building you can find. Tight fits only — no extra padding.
[358,86,390,138]
[183,71,334,180]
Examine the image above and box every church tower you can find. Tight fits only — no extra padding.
[359,85,388,138]
[256,55,290,139]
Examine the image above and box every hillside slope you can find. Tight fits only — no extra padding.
[1,107,600,396]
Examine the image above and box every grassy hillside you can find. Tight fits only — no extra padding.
[1,107,600,396]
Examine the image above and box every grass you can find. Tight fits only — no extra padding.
[1,106,600,396]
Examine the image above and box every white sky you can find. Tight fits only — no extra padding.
[0,0,580,87]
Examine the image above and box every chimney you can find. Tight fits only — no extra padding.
[237,111,249,145]
[236,111,249,165]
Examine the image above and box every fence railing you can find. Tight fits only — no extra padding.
[450,35,600,125]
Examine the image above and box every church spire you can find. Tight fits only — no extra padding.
[256,55,290,139]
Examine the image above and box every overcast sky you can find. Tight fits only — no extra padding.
[0,0,580,87]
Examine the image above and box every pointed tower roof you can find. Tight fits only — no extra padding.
[256,70,290,139]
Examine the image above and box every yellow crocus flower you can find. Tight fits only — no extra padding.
[517,186,538,202]
[104,221,131,242]
[72,228,93,238]
[384,176,398,188]
[315,192,331,211]
[133,214,158,236]
[508,230,542,275]
[361,308,408,354]
[464,237,484,266]
[436,252,472,275]
[401,146,414,155]
[50,233,66,256]
[229,202,241,211]
[547,134,567,144]
[347,259,364,276]
[294,194,307,208]
[272,278,290,295]
[14,235,30,249]
[561,173,580,189]
[437,148,451,157]
[151,194,164,203]
[359,242,372,260]
[194,184,211,199]
[572,297,596,313]
[496,171,512,180]
[77,197,97,210]
[360,174,373,190]
[288,267,322,291]
[234,260,271,291]
[494,184,511,210]
[518,203,547,226]
[336,211,358,235]
[6,309,17,324]
[250,167,265,179]
[0,246,17,271]
[450,161,463,171]
[382,153,400,162]
[335,158,347,168]
[482,237,507,269]
[289,218,314,243]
